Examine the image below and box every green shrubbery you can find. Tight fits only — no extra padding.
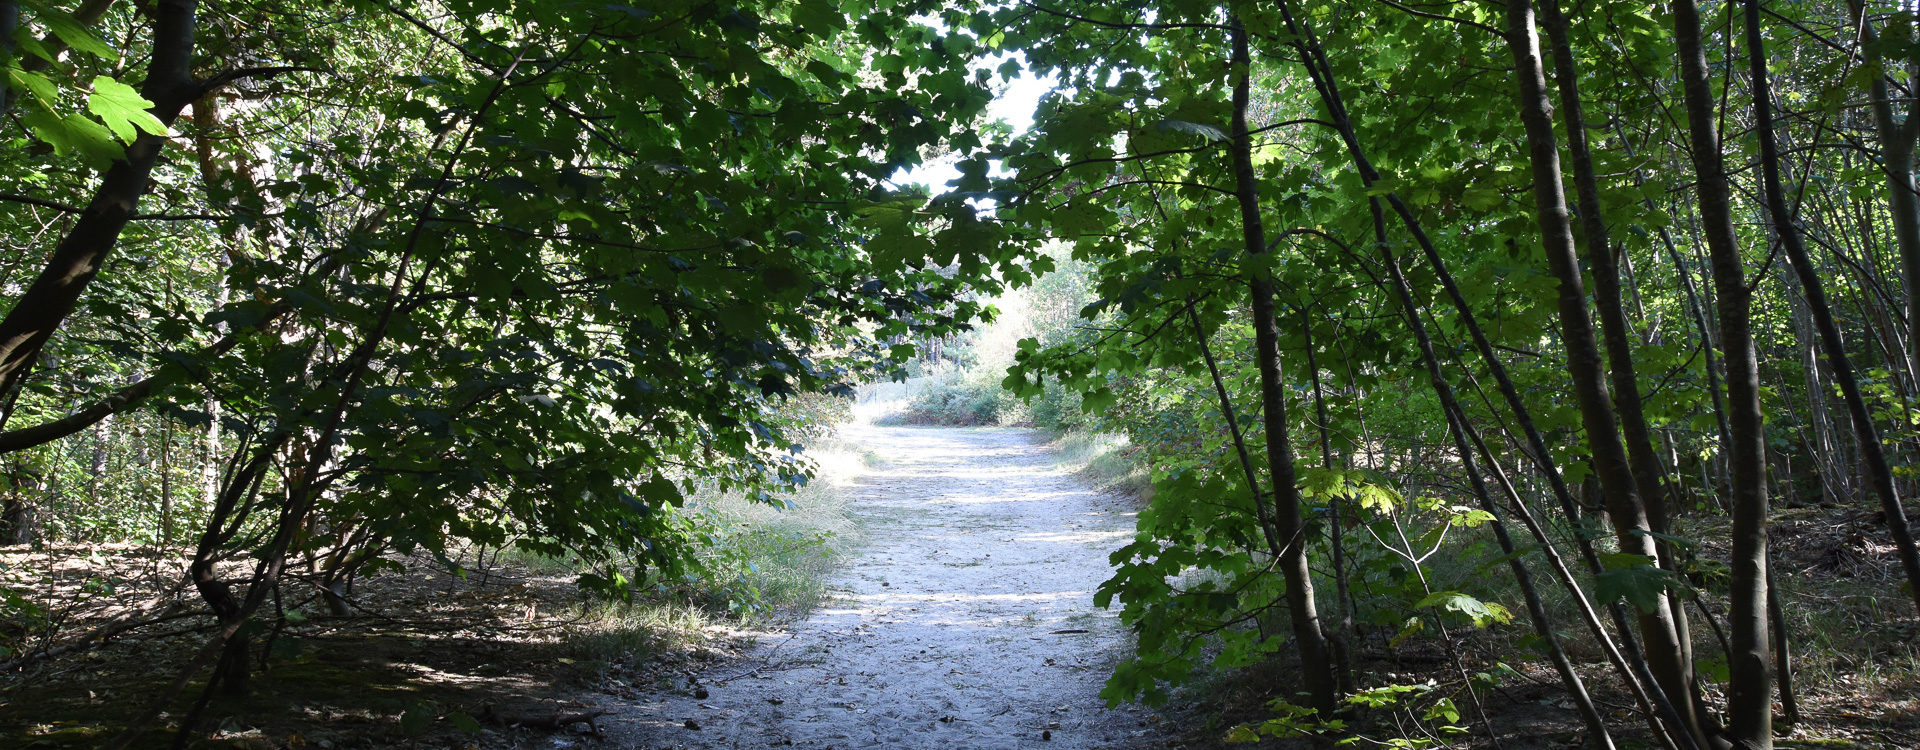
[881,246,1102,431]
[886,369,1028,426]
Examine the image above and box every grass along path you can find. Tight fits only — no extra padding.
[595,425,1171,748]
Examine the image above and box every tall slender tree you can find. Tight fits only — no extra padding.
[1674,0,1774,745]
[1229,13,1337,713]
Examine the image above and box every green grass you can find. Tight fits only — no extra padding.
[551,439,870,675]
[687,442,866,619]
[1050,430,1152,500]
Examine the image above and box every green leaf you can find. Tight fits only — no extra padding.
[1414,591,1513,628]
[446,711,483,733]
[1460,186,1503,211]
[1080,386,1116,415]
[41,11,118,61]
[400,702,436,737]
[5,68,57,109]
[21,108,123,163]
[1423,697,1461,724]
[86,76,168,144]
[1225,725,1262,743]
[1695,653,1730,684]
[790,0,845,34]
[1594,556,1676,614]
[1152,118,1228,142]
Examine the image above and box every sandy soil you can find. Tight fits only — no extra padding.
[594,425,1172,748]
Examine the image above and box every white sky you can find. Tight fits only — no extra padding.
[889,51,1056,197]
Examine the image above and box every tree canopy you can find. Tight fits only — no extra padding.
[7,0,1920,747]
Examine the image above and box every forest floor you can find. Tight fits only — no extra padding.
[6,425,1918,748]
[585,424,1176,748]
[0,425,1178,748]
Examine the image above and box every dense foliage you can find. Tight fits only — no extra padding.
[979,0,1920,747]
[0,0,1022,725]
[6,0,1920,747]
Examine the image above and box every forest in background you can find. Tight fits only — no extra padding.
[4,0,1920,747]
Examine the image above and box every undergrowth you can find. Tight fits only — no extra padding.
[546,437,870,678]
[1051,431,1153,500]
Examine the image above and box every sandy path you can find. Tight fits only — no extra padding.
[596,425,1169,748]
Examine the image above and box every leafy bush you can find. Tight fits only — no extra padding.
[885,370,1028,426]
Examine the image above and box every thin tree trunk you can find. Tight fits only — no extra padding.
[1536,0,1708,721]
[1271,3,1695,742]
[89,425,109,509]
[1229,14,1335,714]
[1187,303,1285,565]
[1675,0,1773,745]
[1,468,36,546]
[1849,0,1920,383]
[1300,305,1355,695]
[160,425,174,545]
[1504,3,1706,744]
[1751,0,1920,620]
[1765,564,1798,728]
[1375,198,1614,749]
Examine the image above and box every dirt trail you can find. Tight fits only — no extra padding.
[597,425,1170,748]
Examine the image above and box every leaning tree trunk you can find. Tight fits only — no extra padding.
[1270,3,1696,742]
[1751,0,1920,616]
[0,0,205,402]
[1844,0,1920,618]
[1373,196,1615,749]
[1503,3,1708,745]
[1536,0,1710,725]
[1847,0,1920,384]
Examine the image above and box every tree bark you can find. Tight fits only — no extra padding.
[1504,2,1706,744]
[1673,0,1773,746]
[1230,14,1335,714]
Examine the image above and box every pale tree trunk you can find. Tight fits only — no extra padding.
[1300,306,1356,694]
